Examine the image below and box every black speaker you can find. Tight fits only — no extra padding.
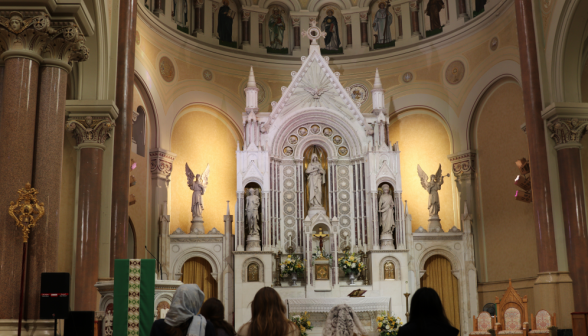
[64,311,94,336]
[40,272,70,319]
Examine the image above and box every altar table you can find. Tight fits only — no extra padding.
[286,297,391,315]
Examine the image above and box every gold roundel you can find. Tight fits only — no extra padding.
[298,127,308,136]
[284,146,294,156]
[159,56,175,82]
[289,135,298,144]
[338,147,348,156]
[310,125,320,134]
[323,128,333,137]
[333,135,343,145]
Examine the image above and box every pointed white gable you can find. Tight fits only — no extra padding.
[266,25,365,128]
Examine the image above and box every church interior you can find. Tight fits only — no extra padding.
[0,0,587,334]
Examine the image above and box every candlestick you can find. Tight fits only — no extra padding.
[404,292,410,321]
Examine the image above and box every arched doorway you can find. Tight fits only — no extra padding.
[180,257,218,299]
[421,255,460,329]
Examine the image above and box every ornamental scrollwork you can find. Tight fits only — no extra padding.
[546,118,588,147]
[0,11,52,55]
[66,115,115,146]
[150,150,176,177]
[42,22,89,64]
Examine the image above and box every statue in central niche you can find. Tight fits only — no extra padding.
[306,153,325,207]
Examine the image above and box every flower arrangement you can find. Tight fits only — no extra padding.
[376,313,402,336]
[337,251,364,276]
[290,312,313,336]
[312,246,332,264]
[280,255,305,276]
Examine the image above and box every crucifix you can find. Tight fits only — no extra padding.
[312,227,329,259]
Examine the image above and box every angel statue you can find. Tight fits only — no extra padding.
[185,163,210,220]
[306,153,325,207]
[417,164,449,217]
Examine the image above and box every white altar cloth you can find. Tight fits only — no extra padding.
[286,297,391,314]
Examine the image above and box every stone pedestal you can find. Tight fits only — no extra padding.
[428,216,443,232]
[380,232,394,248]
[307,206,326,219]
[246,234,261,251]
[190,217,205,234]
[314,259,332,291]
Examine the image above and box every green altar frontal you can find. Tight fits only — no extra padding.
[113,259,156,336]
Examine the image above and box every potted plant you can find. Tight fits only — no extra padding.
[337,251,364,285]
[280,254,305,285]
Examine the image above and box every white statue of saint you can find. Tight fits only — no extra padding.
[306,153,325,207]
[185,163,210,219]
[379,184,395,234]
[246,188,260,236]
[417,164,448,217]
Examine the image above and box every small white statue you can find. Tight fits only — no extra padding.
[417,164,448,217]
[185,163,210,219]
[378,184,395,234]
[246,188,260,236]
[306,153,325,207]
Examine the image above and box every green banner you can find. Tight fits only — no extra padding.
[114,259,155,336]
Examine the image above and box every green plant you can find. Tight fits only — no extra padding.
[376,313,402,336]
[337,251,364,276]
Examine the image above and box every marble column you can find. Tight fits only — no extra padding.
[111,0,139,276]
[28,23,89,318]
[242,11,250,45]
[410,1,420,36]
[394,6,403,39]
[292,17,300,50]
[344,15,352,47]
[359,12,368,46]
[0,11,50,319]
[513,0,558,272]
[67,115,115,311]
[259,14,266,47]
[149,149,176,267]
[547,117,588,312]
[194,0,203,33]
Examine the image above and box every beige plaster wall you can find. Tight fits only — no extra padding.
[472,81,538,282]
[389,112,455,231]
[170,107,242,234]
[57,131,78,273]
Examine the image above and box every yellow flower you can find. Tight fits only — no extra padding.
[300,326,306,332]
[288,255,292,258]
[378,322,383,328]
[377,316,383,321]
[350,256,355,261]
[307,321,311,326]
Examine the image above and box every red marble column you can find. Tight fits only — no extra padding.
[259,22,264,46]
[514,0,558,272]
[28,64,69,319]
[293,26,300,49]
[66,114,114,311]
[360,22,368,45]
[397,15,403,37]
[346,24,352,45]
[0,55,41,319]
[111,0,138,276]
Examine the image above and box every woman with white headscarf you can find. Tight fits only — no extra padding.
[150,284,217,336]
[322,304,367,336]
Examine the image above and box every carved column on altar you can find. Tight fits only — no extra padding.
[0,11,52,319]
[193,0,204,34]
[359,12,368,46]
[545,111,588,313]
[304,217,312,285]
[244,67,259,148]
[262,191,270,250]
[258,13,266,47]
[236,191,245,251]
[448,151,476,227]
[331,218,339,285]
[395,191,405,249]
[292,17,301,50]
[344,15,352,48]
[409,1,421,37]
[150,148,176,268]
[66,111,116,311]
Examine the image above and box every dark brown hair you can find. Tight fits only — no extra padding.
[201,298,236,335]
[247,287,297,336]
[165,316,193,336]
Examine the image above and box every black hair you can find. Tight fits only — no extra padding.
[408,287,452,326]
[200,298,236,335]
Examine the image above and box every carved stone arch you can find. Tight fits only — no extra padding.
[99,293,114,312]
[243,176,263,188]
[294,136,338,159]
[308,0,352,12]
[376,177,398,192]
[173,247,221,281]
[379,256,401,281]
[242,257,265,282]
[134,71,161,149]
[418,247,461,281]
[269,109,366,157]
[259,0,301,12]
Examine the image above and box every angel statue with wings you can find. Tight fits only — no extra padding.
[417,164,449,217]
[185,163,210,220]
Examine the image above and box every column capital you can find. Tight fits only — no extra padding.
[447,150,476,177]
[242,11,251,21]
[393,6,402,16]
[150,148,177,179]
[546,117,588,150]
[0,11,53,63]
[359,12,369,22]
[409,1,421,11]
[194,0,204,8]
[42,21,89,72]
[343,15,352,25]
[291,17,300,27]
[66,115,115,150]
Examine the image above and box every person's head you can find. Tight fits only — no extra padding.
[326,9,334,16]
[379,2,386,9]
[248,287,294,336]
[408,287,451,326]
[201,298,236,335]
[311,153,318,162]
[382,184,390,194]
[164,284,206,336]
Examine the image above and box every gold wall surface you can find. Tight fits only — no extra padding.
[472,81,537,282]
[170,107,241,234]
[389,112,454,232]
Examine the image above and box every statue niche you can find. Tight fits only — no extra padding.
[304,145,329,217]
[378,182,395,248]
[245,183,262,251]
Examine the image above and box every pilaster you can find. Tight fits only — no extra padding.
[150,148,177,258]
[242,6,267,53]
[447,150,476,225]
